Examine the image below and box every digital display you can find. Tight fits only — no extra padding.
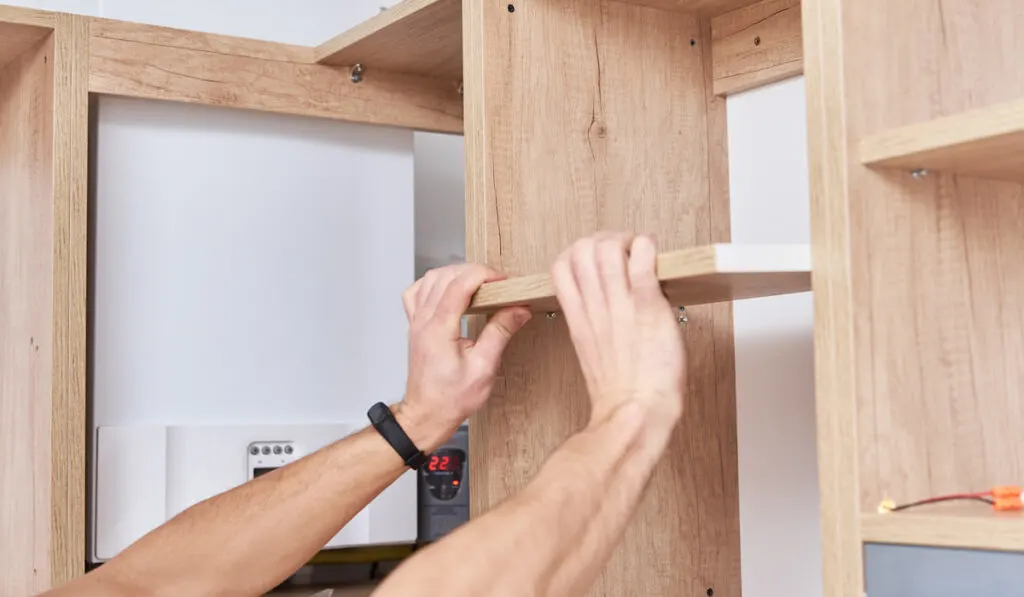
[426,452,462,472]
[253,467,278,478]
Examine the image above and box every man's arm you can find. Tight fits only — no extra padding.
[45,263,531,597]
[375,233,686,597]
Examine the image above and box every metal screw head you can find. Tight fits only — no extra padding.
[273,445,283,455]
[545,311,559,320]
[249,446,259,455]
[911,168,929,179]
[261,446,271,455]
[284,445,294,455]
[350,63,365,83]
[677,306,689,324]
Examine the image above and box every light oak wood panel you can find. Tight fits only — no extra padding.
[860,98,1024,183]
[0,3,54,27]
[711,0,801,96]
[467,244,810,314]
[316,0,462,81]
[50,13,89,587]
[802,0,865,594]
[88,35,463,134]
[0,32,55,597]
[0,5,53,70]
[616,0,760,16]
[91,18,314,63]
[464,1,740,595]
[862,506,1024,552]
[842,0,1024,513]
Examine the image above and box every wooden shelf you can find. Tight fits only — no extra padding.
[0,6,53,69]
[315,0,462,81]
[860,98,1024,183]
[862,506,1024,552]
[466,244,811,314]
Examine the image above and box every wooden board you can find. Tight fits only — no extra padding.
[464,2,740,595]
[802,0,864,594]
[467,244,810,314]
[860,98,1024,183]
[616,0,761,16]
[91,17,314,63]
[710,0,801,96]
[807,0,1024,593]
[50,13,90,588]
[88,33,463,134]
[0,5,53,70]
[862,506,1024,553]
[0,31,55,597]
[316,0,462,81]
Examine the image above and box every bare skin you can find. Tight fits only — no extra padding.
[44,232,684,597]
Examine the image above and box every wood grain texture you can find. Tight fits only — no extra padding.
[316,0,462,81]
[860,98,1024,183]
[802,0,863,593]
[88,35,463,134]
[0,6,53,71]
[711,0,801,96]
[0,3,54,27]
[616,0,760,16]
[842,0,1024,512]
[91,17,314,63]
[50,13,89,587]
[464,2,740,595]
[862,507,1024,552]
[0,32,55,597]
[467,244,811,314]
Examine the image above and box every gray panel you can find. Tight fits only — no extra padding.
[865,543,1024,596]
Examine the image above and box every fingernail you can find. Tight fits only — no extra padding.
[515,309,532,325]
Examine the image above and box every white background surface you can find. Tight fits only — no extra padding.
[10,0,820,592]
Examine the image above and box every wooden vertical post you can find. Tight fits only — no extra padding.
[0,9,89,592]
[51,12,90,588]
[462,1,740,594]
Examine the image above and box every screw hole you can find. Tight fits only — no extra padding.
[689,38,696,46]
[753,36,761,46]
[707,590,714,597]
[507,3,515,12]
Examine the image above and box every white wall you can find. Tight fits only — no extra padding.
[728,77,821,597]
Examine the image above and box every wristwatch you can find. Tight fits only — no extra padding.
[367,402,428,470]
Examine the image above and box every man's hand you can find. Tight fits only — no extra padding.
[551,233,686,431]
[396,263,532,452]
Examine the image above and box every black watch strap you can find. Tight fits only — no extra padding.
[367,402,428,470]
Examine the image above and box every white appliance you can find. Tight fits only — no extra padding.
[93,423,416,561]
[89,99,417,562]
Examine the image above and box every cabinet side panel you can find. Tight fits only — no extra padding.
[464,2,740,595]
[50,13,89,587]
[840,1,1024,508]
[0,34,55,596]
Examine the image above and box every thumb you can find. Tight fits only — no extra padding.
[473,307,532,367]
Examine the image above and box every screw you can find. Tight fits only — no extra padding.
[249,446,259,455]
[677,307,688,324]
[351,63,365,83]
[545,311,559,320]
[911,168,929,179]
[754,36,761,46]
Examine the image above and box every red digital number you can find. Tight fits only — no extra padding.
[428,455,439,471]
[440,456,450,471]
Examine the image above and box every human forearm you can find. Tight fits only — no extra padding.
[375,400,677,597]
[71,406,444,597]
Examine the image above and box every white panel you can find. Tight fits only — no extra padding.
[92,97,413,428]
[413,134,466,276]
[727,76,822,597]
[95,427,168,560]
